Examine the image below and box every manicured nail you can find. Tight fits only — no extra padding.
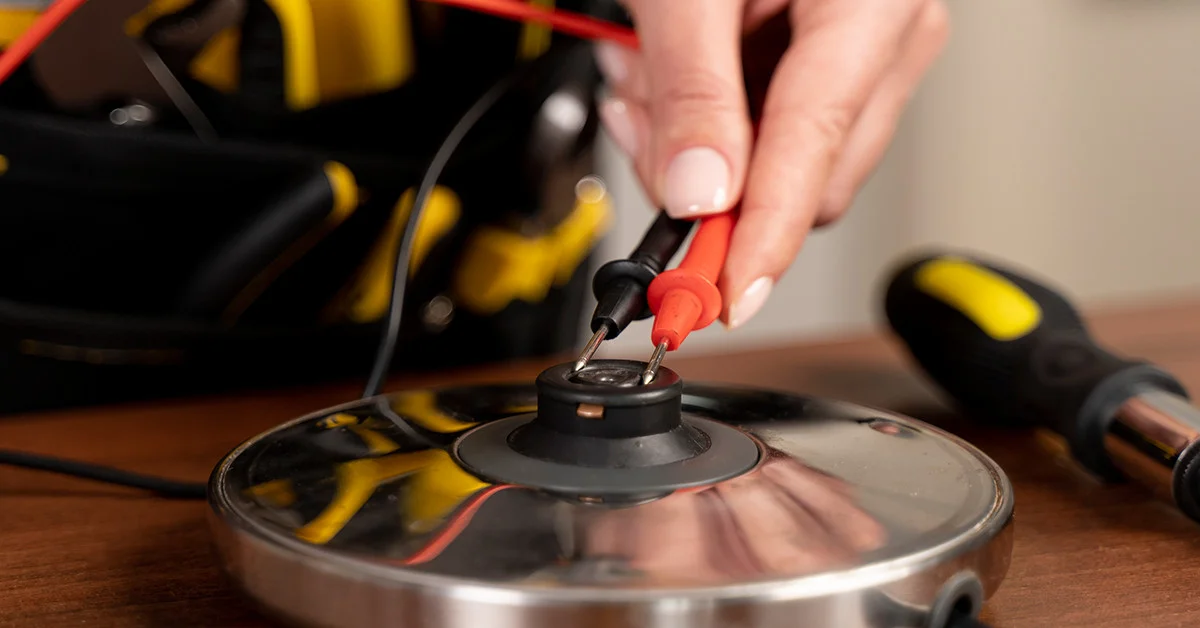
[593,41,629,85]
[599,98,640,157]
[662,147,730,217]
[727,277,774,329]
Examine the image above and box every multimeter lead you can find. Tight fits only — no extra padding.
[575,212,695,372]
[646,212,734,353]
[573,325,607,372]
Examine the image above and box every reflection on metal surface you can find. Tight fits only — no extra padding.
[292,450,440,545]
[388,391,479,434]
[209,385,1013,628]
[570,363,640,387]
[583,452,887,586]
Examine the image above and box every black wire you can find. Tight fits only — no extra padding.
[0,449,206,499]
[360,58,547,399]
[0,67,525,497]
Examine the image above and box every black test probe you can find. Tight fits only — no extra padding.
[885,251,1200,524]
[573,211,697,371]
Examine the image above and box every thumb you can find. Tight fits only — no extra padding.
[626,0,752,219]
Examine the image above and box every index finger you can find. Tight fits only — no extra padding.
[623,0,752,219]
[721,0,926,327]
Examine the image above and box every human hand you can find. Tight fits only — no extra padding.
[583,455,887,585]
[594,0,949,328]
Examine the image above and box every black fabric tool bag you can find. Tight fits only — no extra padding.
[0,107,406,413]
[0,28,612,415]
[0,106,592,415]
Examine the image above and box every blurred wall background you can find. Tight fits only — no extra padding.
[590,0,1200,357]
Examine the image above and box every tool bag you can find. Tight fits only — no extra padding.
[0,0,623,414]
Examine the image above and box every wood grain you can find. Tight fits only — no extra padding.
[4,298,1200,627]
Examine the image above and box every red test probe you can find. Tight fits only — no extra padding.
[640,212,735,383]
[575,212,698,371]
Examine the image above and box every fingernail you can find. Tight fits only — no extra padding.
[599,98,640,157]
[662,147,730,217]
[727,277,773,330]
[593,41,629,84]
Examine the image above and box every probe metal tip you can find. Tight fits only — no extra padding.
[574,326,608,372]
[641,340,668,385]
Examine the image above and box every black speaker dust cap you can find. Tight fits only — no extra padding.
[456,359,761,497]
[509,359,704,469]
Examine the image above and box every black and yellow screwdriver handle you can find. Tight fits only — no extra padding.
[884,251,1200,524]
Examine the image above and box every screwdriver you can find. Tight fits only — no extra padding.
[574,211,696,371]
[884,251,1200,524]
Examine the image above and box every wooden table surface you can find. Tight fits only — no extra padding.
[4,298,1200,628]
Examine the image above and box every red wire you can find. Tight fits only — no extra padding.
[423,0,639,49]
[0,0,88,85]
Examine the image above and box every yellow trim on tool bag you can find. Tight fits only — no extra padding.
[0,154,8,176]
[125,0,194,37]
[517,0,555,60]
[395,186,462,273]
[455,230,554,316]
[324,161,359,216]
[404,450,491,534]
[0,9,39,47]
[128,1,416,105]
[913,257,1043,341]
[294,450,440,545]
[453,192,612,316]
[125,0,241,94]
[220,161,359,323]
[344,186,462,324]
[189,27,240,94]
[262,0,320,110]
[391,391,478,434]
[307,0,414,103]
[552,191,610,284]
